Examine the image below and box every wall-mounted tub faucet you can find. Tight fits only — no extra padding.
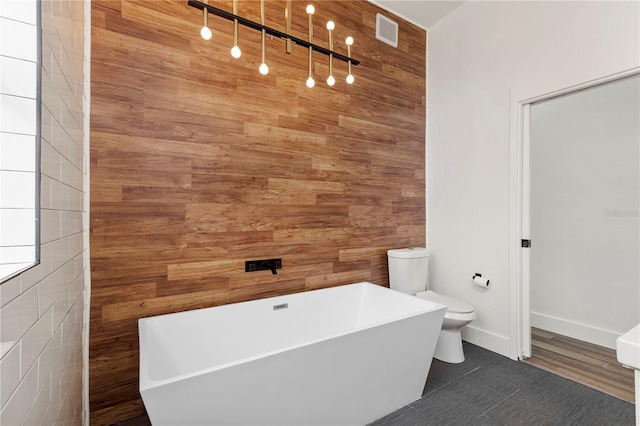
[245,258,282,275]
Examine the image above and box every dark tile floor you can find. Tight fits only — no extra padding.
[369,342,636,426]
[116,342,636,426]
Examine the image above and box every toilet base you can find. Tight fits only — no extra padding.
[433,328,466,364]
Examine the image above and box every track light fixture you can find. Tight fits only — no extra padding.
[188,0,359,88]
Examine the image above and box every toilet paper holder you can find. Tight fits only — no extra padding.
[472,273,490,288]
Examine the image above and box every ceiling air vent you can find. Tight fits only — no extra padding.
[376,13,398,48]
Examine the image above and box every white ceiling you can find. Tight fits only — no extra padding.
[370,0,465,29]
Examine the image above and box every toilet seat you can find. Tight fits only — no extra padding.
[416,290,475,318]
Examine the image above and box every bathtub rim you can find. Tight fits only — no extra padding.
[139,281,446,391]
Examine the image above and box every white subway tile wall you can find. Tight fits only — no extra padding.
[0,57,38,98]
[0,95,37,135]
[0,134,37,172]
[0,1,89,425]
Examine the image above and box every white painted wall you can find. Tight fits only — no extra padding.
[530,75,639,349]
[0,0,89,424]
[427,1,640,358]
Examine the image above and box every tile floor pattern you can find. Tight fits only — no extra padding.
[370,343,635,425]
[114,342,635,426]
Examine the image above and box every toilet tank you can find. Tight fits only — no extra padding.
[387,247,430,295]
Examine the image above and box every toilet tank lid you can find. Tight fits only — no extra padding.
[387,247,430,259]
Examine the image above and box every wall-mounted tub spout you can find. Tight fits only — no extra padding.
[262,260,278,275]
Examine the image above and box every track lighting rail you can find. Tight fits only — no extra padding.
[187,0,360,66]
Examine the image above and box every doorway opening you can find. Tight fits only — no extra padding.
[513,70,639,400]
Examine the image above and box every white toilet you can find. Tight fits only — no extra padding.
[387,247,476,363]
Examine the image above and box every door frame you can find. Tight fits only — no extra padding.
[508,67,640,360]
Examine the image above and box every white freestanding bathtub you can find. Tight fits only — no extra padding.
[138,281,446,426]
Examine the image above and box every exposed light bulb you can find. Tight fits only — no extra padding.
[259,63,269,75]
[345,36,354,46]
[327,75,335,86]
[306,4,315,15]
[326,21,335,30]
[200,26,212,40]
[231,45,242,58]
[306,77,315,88]
[346,74,354,84]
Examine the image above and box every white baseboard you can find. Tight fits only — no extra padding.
[530,312,619,349]
[461,325,515,360]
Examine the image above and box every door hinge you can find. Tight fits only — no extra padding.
[521,239,531,248]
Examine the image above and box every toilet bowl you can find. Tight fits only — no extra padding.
[416,290,476,363]
[387,247,476,364]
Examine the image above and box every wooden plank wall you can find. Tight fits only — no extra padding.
[89,0,426,424]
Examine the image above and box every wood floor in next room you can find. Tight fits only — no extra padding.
[524,327,635,403]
